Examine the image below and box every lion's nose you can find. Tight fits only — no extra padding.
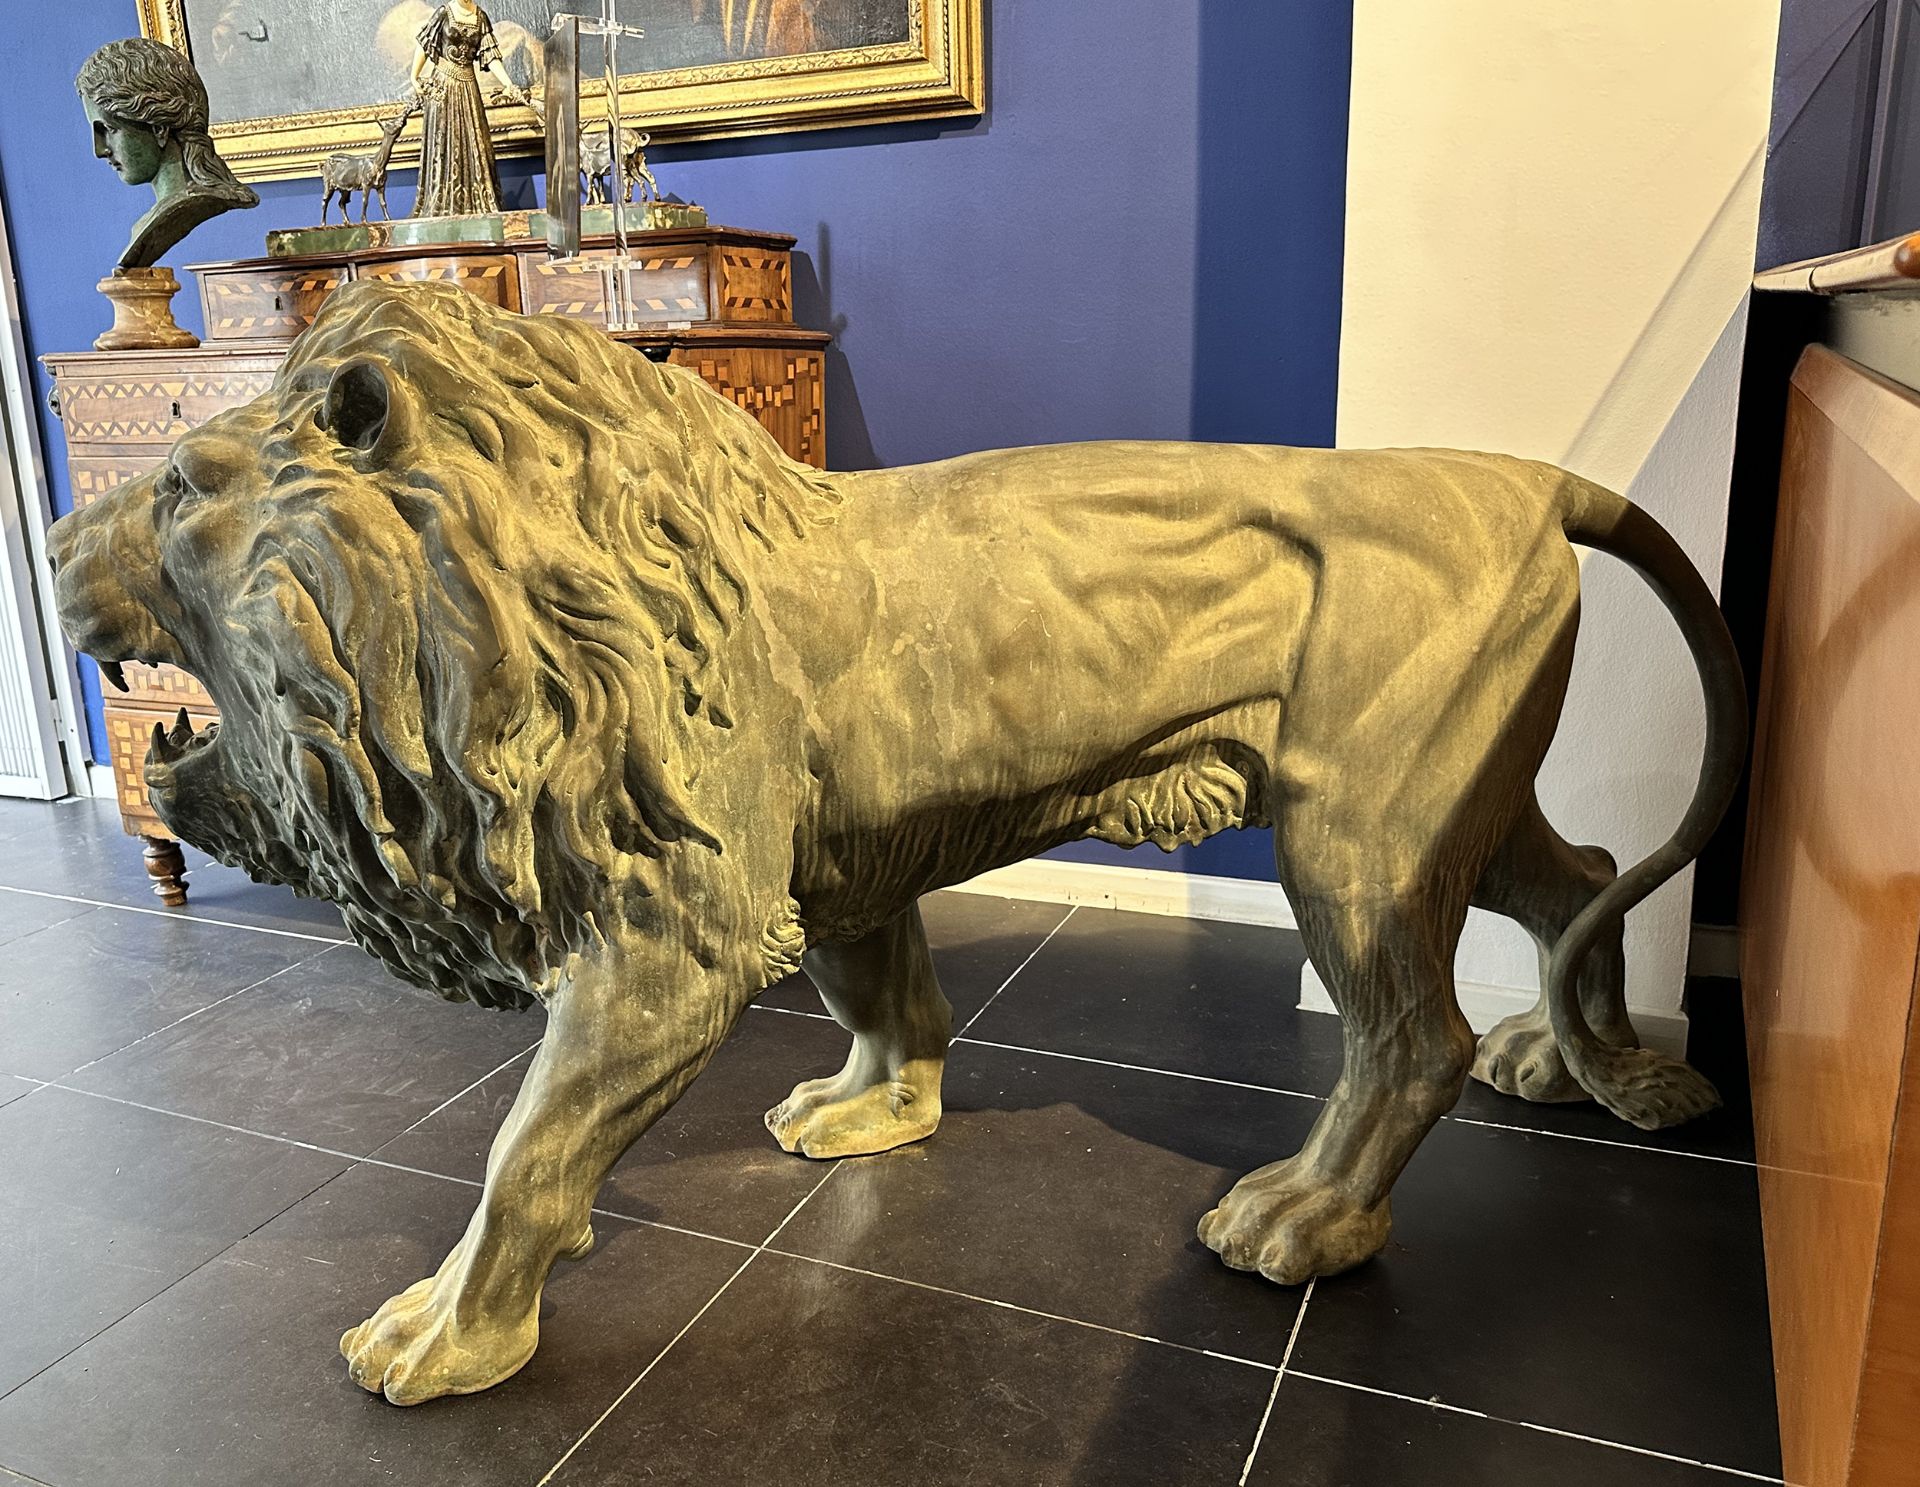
[47,511,76,573]
[174,433,250,497]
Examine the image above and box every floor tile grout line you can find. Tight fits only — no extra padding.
[1286,1371,1784,1484]
[952,1034,1327,1102]
[33,989,1755,1170]
[758,1245,1278,1373]
[0,882,349,944]
[0,1127,360,1411]
[21,1075,1321,1375]
[532,1248,761,1487]
[58,947,343,1081]
[0,1094,776,1433]
[951,904,1079,1041]
[944,1035,1752,1168]
[40,1082,377,1166]
[747,1002,836,1021]
[23,1028,1764,1464]
[37,1075,770,1256]
[0,878,1753,1162]
[586,1211,760,1254]
[535,1164,844,1485]
[363,1040,544,1160]
[0,1464,56,1487]
[758,1162,844,1250]
[42,1070,1765,1480]
[59,1074,1753,1406]
[1237,1278,1314,1485]
[1443,1114,1759,1167]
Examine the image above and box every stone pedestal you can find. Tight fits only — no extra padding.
[93,267,199,352]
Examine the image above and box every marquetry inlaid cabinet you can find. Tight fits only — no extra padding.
[46,226,829,904]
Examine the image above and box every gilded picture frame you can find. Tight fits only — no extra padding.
[136,0,983,183]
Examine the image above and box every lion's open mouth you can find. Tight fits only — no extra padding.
[145,707,220,775]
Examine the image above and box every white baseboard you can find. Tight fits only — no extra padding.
[955,856,1691,1056]
[86,763,117,800]
[953,857,1299,928]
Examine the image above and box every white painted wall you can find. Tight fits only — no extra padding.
[1334,0,1781,1025]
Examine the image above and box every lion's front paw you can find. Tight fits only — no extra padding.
[765,1058,942,1160]
[340,1274,538,1406]
[1197,1159,1390,1286]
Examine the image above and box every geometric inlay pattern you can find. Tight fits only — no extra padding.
[206,269,345,338]
[529,255,704,321]
[359,261,515,310]
[720,252,792,319]
[58,373,278,444]
[689,349,824,466]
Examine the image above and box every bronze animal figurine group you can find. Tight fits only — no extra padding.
[320,112,409,225]
[48,281,1744,1406]
[580,121,658,205]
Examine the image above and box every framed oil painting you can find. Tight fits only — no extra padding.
[136,0,983,182]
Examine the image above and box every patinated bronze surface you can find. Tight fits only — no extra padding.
[47,281,1746,1406]
[75,37,258,271]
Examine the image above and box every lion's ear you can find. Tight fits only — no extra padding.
[319,360,395,455]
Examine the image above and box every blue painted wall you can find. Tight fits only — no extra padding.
[0,0,1353,883]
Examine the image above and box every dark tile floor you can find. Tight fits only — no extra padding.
[0,796,1779,1486]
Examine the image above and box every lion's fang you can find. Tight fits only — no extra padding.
[100,660,128,693]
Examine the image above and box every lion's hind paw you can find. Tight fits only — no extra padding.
[1470,1009,1588,1104]
[1581,1044,1720,1131]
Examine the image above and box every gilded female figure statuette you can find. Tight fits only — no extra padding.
[411,0,536,218]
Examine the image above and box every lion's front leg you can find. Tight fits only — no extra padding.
[765,902,951,1159]
[340,945,743,1405]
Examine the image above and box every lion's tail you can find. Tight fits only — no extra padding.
[1543,477,1748,1130]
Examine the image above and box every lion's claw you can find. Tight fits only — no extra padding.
[340,1275,537,1405]
[1198,1159,1390,1285]
[765,1061,942,1160]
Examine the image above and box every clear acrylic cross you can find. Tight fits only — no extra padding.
[553,0,650,330]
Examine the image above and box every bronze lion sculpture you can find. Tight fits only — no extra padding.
[47,280,1745,1405]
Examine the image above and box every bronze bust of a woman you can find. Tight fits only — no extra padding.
[411,0,534,218]
[75,37,258,270]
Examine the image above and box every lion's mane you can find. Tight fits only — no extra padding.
[180,280,836,1007]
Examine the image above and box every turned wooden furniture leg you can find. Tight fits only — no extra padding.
[141,835,189,906]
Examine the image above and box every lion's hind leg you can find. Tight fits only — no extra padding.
[765,903,951,1159]
[1199,857,1476,1284]
[1468,794,1719,1127]
[1469,793,1637,1104]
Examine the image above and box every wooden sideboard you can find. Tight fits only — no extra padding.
[46,227,829,903]
[1746,237,1920,1487]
